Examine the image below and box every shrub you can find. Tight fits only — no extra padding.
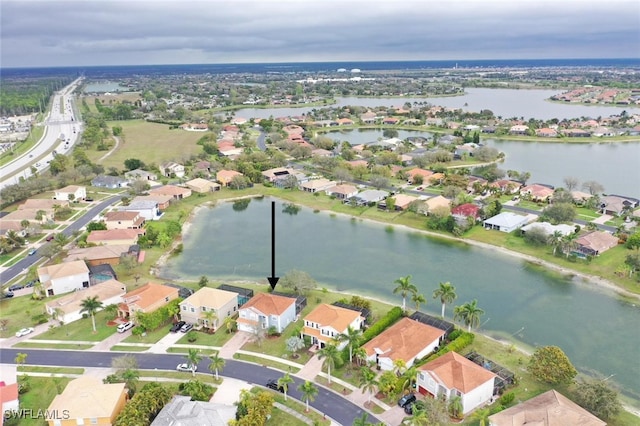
[186,330,197,343]
[420,331,475,365]
[499,391,515,407]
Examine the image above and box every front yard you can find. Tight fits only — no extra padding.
[33,310,117,341]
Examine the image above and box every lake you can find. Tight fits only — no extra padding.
[162,197,640,401]
[83,82,129,93]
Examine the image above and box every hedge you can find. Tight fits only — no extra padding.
[340,306,403,364]
[418,331,475,366]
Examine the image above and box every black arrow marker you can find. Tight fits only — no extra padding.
[267,201,279,290]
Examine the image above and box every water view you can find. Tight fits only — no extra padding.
[83,81,129,93]
[162,197,640,400]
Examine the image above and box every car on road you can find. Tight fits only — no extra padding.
[15,327,35,338]
[265,379,284,393]
[397,393,416,408]
[176,363,197,372]
[117,321,134,333]
[180,323,193,333]
[170,321,186,333]
[27,248,36,256]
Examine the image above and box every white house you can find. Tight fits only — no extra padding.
[237,293,297,334]
[302,304,364,349]
[521,222,575,237]
[417,352,496,415]
[45,279,127,324]
[160,161,185,178]
[483,212,530,233]
[38,260,91,297]
[363,318,445,371]
[120,199,161,221]
[54,185,86,201]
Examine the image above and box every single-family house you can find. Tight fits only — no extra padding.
[179,287,239,330]
[91,175,128,189]
[216,170,244,187]
[326,184,358,200]
[38,260,90,297]
[151,395,236,426]
[363,318,445,371]
[353,189,389,206]
[407,168,434,184]
[417,352,496,415]
[54,185,86,201]
[422,195,451,214]
[160,161,185,178]
[18,198,68,211]
[302,304,364,349]
[262,167,295,183]
[570,191,593,205]
[312,148,333,157]
[237,292,297,334]
[483,212,530,232]
[509,125,530,135]
[300,178,337,193]
[488,389,606,426]
[185,178,220,193]
[120,199,161,221]
[451,203,481,221]
[600,195,640,216]
[45,279,127,324]
[118,282,179,320]
[86,229,143,246]
[148,185,192,200]
[124,169,158,182]
[489,180,522,194]
[104,211,145,230]
[134,194,172,211]
[521,184,555,202]
[575,231,619,256]
[521,222,575,237]
[535,128,558,137]
[46,376,128,426]
[0,382,19,423]
[64,244,131,266]
[389,194,419,211]
[1,208,52,226]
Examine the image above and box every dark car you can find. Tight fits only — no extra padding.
[25,281,36,288]
[2,292,14,299]
[404,400,425,415]
[180,323,193,333]
[45,235,54,241]
[170,321,186,333]
[398,393,416,408]
[265,379,284,393]
[8,284,24,291]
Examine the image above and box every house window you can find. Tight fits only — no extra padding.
[90,419,98,425]
[419,373,425,381]
[181,306,186,311]
[165,297,169,302]
[201,307,207,312]
[233,306,236,311]
[190,307,195,313]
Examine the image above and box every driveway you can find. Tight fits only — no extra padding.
[146,329,184,354]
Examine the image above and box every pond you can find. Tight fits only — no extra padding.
[162,197,640,401]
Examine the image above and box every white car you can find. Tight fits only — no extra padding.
[176,363,197,373]
[117,322,134,333]
[15,327,34,338]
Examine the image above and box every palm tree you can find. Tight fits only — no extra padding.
[277,372,294,401]
[354,346,368,367]
[393,275,418,312]
[408,406,430,425]
[411,292,426,311]
[121,368,139,396]
[223,315,236,333]
[337,325,362,365]
[80,296,104,332]
[433,281,457,318]
[472,407,491,426]
[185,348,202,377]
[393,359,407,376]
[104,304,118,320]
[400,365,418,392]
[208,351,225,380]
[352,412,369,426]
[548,230,564,256]
[317,344,341,384]
[298,380,318,412]
[202,310,218,331]
[359,367,379,405]
[454,299,485,332]
[448,395,463,419]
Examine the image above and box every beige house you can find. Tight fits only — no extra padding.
[19,198,69,210]
[86,229,143,246]
[134,194,172,210]
[148,185,192,200]
[488,389,606,426]
[186,178,221,193]
[54,185,86,201]
[421,195,451,214]
[64,244,131,266]
[216,170,243,186]
[389,194,419,210]
[47,376,128,426]
[103,211,145,230]
[326,184,358,199]
[118,283,179,320]
[300,178,337,193]
[45,279,127,324]
[302,304,364,349]
[179,287,239,330]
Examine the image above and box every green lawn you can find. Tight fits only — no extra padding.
[33,310,117,341]
[17,366,84,375]
[267,406,309,426]
[251,387,331,426]
[0,295,53,338]
[110,345,151,352]
[138,369,222,385]
[315,375,353,396]
[7,376,72,426]
[176,328,236,347]
[233,353,302,374]
[516,200,545,211]
[241,319,311,366]
[0,125,45,168]
[576,207,601,220]
[13,342,94,350]
[122,323,170,344]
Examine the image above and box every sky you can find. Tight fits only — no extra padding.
[2,0,639,68]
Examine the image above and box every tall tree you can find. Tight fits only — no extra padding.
[359,366,379,405]
[80,296,104,332]
[298,381,318,412]
[411,292,427,311]
[528,346,577,384]
[453,299,484,332]
[317,344,341,384]
[202,310,218,331]
[208,351,225,380]
[277,372,294,402]
[337,325,362,365]
[433,281,457,318]
[574,380,622,420]
[185,348,202,378]
[393,275,418,312]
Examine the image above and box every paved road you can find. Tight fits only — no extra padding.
[0,348,382,425]
[0,195,121,284]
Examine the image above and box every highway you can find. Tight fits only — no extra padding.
[0,78,83,190]
[0,348,382,425]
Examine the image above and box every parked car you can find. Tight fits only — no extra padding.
[45,235,54,241]
[170,321,186,333]
[117,321,134,333]
[27,248,37,256]
[25,281,36,288]
[2,292,14,299]
[265,379,284,393]
[404,400,425,415]
[8,284,24,291]
[397,393,416,408]
[15,327,35,338]
[180,323,193,333]
[85,197,94,202]
[176,363,197,372]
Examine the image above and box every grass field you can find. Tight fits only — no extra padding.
[17,366,84,375]
[86,119,207,169]
[33,310,117,341]
[110,345,151,352]
[9,376,72,426]
[0,125,45,168]
[13,342,93,350]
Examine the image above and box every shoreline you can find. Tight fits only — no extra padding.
[156,194,639,302]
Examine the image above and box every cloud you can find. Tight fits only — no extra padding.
[1,0,638,67]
